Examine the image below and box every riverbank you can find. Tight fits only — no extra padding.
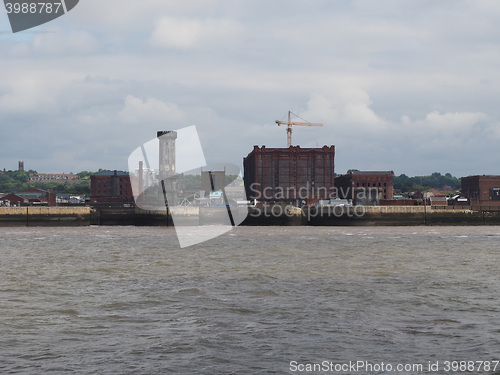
[243,205,500,226]
[1,205,500,227]
[0,206,93,226]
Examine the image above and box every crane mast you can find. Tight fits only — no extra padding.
[275,111,323,147]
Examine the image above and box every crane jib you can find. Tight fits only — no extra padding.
[275,110,323,147]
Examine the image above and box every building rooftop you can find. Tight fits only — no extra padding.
[350,171,394,176]
[93,171,129,176]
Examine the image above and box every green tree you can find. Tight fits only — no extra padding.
[77,171,94,180]
[393,172,460,194]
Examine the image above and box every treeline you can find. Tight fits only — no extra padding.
[393,172,460,194]
[1,168,461,197]
[0,170,91,195]
[0,169,240,197]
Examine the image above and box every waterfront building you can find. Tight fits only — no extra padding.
[335,170,394,205]
[423,188,450,206]
[0,193,26,206]
[243,145,335,204]
[461,175,500,206]
[0,188,56,206]
[90,170,133,204]
[56,194,86,205]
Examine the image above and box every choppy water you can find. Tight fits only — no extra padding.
[1,226,500,374]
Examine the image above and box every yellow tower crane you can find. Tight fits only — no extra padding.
[275,111,323,148]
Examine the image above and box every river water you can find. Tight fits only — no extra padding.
[1,226,500,374]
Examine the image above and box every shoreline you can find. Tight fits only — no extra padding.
[1,205,500,227]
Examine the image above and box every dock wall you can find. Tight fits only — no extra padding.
[1,205,499,227]
[0,207,92,226]
[244,205,500,226]
[306,206,500,226]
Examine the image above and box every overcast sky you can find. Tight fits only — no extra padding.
[1,0,500,177]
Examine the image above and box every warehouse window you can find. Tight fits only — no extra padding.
[490,188,500,200]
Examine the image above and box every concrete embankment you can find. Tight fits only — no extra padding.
[0,206,244,227]
[2,205,499,227]
[244,205,500,226]
[242,205,304,225]
[0,207,93,226]
[95,206,243,226]
[352,206,500,226]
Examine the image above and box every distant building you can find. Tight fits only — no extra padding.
[29,173,81,183]
[423,188,449,206]
[201,170,226,195]
[461,175,500,206]
[0,188,56,206]
[157,131,178,206]
[90,170,133,203]
[56,193,85,205]
[133,167,158,190]
[18,161,24,171]
[0,193,26,206]
[18,188,56,206]
[243,145,335,204]
[335,171,394,205]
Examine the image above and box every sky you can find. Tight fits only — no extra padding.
[1,0,500,177]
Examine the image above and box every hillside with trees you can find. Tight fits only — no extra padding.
[0,169,90,195]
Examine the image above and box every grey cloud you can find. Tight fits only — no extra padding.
[1,1,500,177]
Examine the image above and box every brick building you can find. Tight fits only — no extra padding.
[243,145,335,204]
[335,170,394,205]
[29,173,81,183]
[0,188,56,206]
[90,170,133,203]
[461,175,500,206]
[0,193,26,206]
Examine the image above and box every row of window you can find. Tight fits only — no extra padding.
[96,190,130,196]
[95,186,129,191]
[94,178,129,183]
[356,182,387,187]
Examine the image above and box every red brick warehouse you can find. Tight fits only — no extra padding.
[90,170,134,203]
[461,175,500,206]
[243,145,335,204]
